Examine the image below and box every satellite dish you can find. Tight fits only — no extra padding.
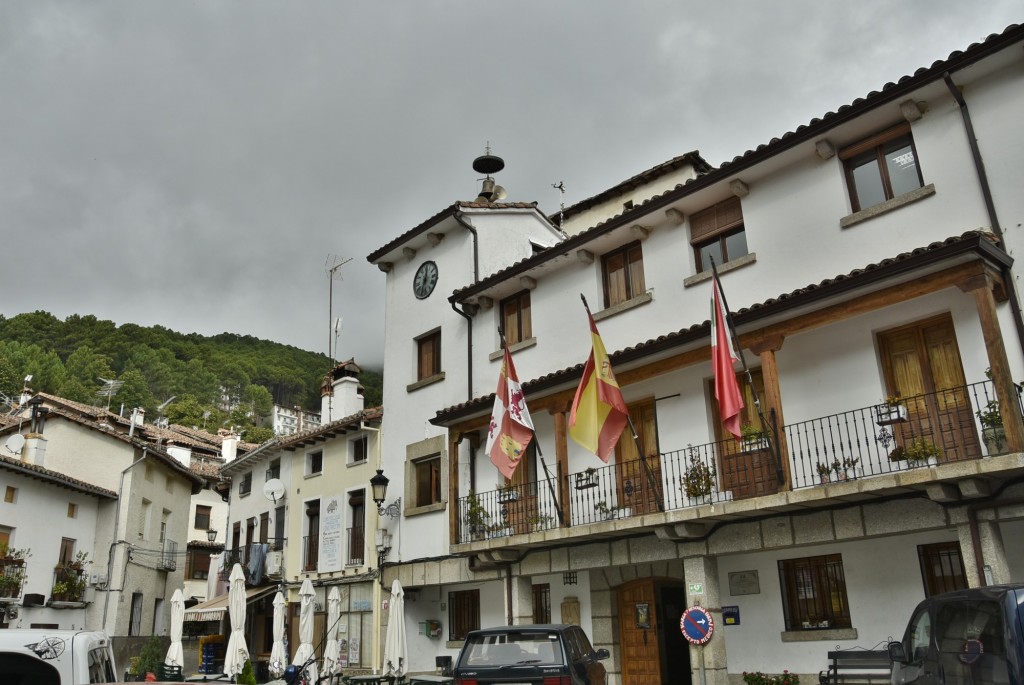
[263,479,285,504]
[4,434,25,455]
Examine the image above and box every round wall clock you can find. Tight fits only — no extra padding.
[413,261,438,299]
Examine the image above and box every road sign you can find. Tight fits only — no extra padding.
[680,605,715,645]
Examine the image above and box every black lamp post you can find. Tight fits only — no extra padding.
[370,469,401,518]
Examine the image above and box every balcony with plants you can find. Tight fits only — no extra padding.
[49,551,89,606]
[454,378,1022,545]
[0,544,30,603]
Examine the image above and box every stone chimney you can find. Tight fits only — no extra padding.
[320,360,365,423]
[221,432,239,463]
[166,445,192,468]
[23,433,47,467]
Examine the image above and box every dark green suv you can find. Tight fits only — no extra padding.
[453,624,609,685]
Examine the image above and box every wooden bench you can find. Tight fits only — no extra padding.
[818,649,891,685]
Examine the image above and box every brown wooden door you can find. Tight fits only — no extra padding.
[618,579,661,685]
[504,445,539,534]
[614,399,662,514]
[713,369,782,499]
[879,315,981,461]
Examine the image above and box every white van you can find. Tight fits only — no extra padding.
[0,629,118,684]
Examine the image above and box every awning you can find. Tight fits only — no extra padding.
[183,585,277,622]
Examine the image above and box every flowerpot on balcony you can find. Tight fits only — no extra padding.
[741,437,770,453]
[982,425,1006,455]
[574,471,598,490]
[875,403,908,426]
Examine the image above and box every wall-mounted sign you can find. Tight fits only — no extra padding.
[722,605,740,625]
[688,582,704,595]
[728,570,760,596]
[680,605,714,645]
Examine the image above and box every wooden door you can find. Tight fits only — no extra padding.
[615,399,662,514]
[504,445,539,535]
[879,315,981,461]
[618,579,661,685]
[713,369,782,498]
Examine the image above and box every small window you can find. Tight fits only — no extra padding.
[266,458,281,481]
[778,553,852,630]
[195,505,212,531]
[841,123,923,212]
[239,471,252,496]
[602,242,645,307]
[449,589,480,640]
[918,541,967,597]
[351,436,368,464]
[260,512,269,544]
[501,291,532,346]
[414,455,442,507]
[59,537,76,566]
[188,548,211,580]
[417,330,442,380]
[307,450,323,476]
[532,584,551,623]
[691,197,746,272]
[4,486,16,503]
[67,502,77,519]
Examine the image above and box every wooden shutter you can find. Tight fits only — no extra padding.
[690,197,743,244]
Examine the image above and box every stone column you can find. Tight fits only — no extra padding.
[682,546,729,685]
[976,512,1011,584]
[509,570,534,625]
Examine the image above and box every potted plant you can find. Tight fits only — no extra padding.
[134,635,163,681]
[815,462,831,484]
[829,458,846,481]
[574,467,599,490]
[69,550,90,572]
[0,543,31,566]
[976,399,1005,454]
[842,457,861,479]
[465,490,491,540]
[496,481,519,503]
[50,580,70,602]
[890,438,941,466]
[876,394,908,425]
[527,514,555,532]
[594,501,621,520]
[681,451,716,504]
[0,571,23,598]
[740,423,769,452]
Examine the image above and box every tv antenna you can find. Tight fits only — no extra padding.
[96,377,124,411]
[326,255,352,364]
[552,181,566,233]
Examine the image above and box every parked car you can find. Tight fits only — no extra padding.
[888,584,1024,685]
[0,629,118,684]
[453,624,609,685]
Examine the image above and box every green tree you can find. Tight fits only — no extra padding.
[117,368,156,415]
[0,355,18,400]
[241,425,275,444]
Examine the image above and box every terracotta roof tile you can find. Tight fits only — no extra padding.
[0,453,118,499]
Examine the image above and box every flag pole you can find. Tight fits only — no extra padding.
[708,259,782,483]
[499,327,564,525]
[579,295,664,512]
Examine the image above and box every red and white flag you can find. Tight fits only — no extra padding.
[712,274,744,440]
[485,347,535,479]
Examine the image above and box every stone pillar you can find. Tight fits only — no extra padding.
[682,548,729,685]
[955,523,982,587]
[509,571,533,625]
[976,512,1011,584]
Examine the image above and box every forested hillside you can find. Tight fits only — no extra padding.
[0,311,382,441]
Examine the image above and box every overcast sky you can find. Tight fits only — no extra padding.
[1,2,1020,369]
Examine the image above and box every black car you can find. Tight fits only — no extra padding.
[453,624,609,685]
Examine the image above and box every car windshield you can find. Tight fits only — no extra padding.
[462,632,563,667]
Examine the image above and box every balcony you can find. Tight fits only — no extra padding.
[159,539,178,571]
[303,535,319,572]
[218,538,286,581]
[347,526,364,566]
[455,380,1022,544]
[49,564,86,606]
[0,559,27,604]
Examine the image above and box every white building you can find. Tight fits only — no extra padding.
[367,25,1024,685]
[266,404,321,437]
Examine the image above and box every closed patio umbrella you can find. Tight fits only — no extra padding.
[224,563,249,677]
[269,591,287,678]
[382,580,407,678]
[164,588,184,668]
[321,586,342,680]
[292,578,318,685]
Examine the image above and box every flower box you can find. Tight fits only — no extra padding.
[875,404,907,426]
[574,472,598,490]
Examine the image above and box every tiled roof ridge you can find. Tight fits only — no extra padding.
[436,230,1002,420]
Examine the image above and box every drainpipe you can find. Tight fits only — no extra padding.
[102,447,147,632]
[452,210,481,402]
[943,72,1024,355]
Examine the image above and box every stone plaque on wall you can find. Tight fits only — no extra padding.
[560,596,581,626]
[728,570,760,596]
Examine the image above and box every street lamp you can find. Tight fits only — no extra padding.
[207,529,218,543]
[370,469,401,518]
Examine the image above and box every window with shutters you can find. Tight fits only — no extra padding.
[501,291,532,346]
[691,197,746,273]
[602,242,645,308]
[842,123,924,212]
[194,505,212,531]
[778,553,852,630]
[414,455,442,507]
[449,589,480,640]
[416,330,442,381]
[918,541,967,597]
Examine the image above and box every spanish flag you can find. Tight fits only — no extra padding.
[569,309,628,462]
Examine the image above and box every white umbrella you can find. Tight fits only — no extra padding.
[224,563,250,677]
[322,586,342,679]
[292,579,318,684]
[269,591,287,678]
[164,588,185,667]
[383,580,407,678]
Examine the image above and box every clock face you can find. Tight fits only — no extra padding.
[413,261,438,299]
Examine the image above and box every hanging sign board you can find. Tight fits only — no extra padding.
[680,605,715,645]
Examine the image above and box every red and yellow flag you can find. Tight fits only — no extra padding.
[712,273,744,440]
[485,346,535,479]
[569,311,628,462]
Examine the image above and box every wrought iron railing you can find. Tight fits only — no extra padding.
[303,535,319,572]
[0,560,27,601]
[347,527,364,566]
[50,564,86,602]
[160,539,178,571]
[454,380,1019,543]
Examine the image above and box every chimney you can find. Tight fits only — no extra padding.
[221,432,239,463]
[320,360,364,423]
[23,434,47,467]
[166,445,192,468]
[129,407,146,437]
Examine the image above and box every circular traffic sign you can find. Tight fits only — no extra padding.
[680,605,715,645]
